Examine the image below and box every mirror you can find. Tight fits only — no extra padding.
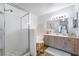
[46,15,68,35]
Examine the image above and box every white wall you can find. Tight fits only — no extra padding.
[30,13,37,30]
[29,13,38,56]
[37,5,78,35]
[30,29,37,56]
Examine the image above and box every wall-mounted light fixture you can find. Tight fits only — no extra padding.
[73,12,78,28]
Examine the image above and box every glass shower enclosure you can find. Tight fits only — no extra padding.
[0,3,30,56]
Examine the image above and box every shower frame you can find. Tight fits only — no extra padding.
[1,3,30,56]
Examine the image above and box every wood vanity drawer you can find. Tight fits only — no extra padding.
[44,35,49,45]
[74,39,79,55]
[63,38,74,53]
[54,36,64,49]
[48,36,54,47]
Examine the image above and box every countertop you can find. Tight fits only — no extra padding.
[44,34,79,39]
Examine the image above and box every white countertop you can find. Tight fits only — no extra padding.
[44,34,68,37]
[44,34,79,39]
[36,40,44,43]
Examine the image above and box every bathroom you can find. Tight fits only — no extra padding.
[0,3,79,56]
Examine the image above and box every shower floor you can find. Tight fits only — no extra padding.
[5,49,29,56]
[0,49,1,56]
[0,49,4,56]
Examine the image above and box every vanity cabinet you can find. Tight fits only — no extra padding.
[44,35,79,55]
[48,36,55,47]
[63,38,74,54]
[54,36,64,49]
[44,35,49,45]
[74,39,79,55]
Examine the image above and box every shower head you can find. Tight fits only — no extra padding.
[4,8,13,12]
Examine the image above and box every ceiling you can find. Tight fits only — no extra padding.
[13,3,74,16]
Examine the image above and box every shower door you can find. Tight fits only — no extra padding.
[0,3,5,56]
[21,13,30,55]
[4,4,29,56]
